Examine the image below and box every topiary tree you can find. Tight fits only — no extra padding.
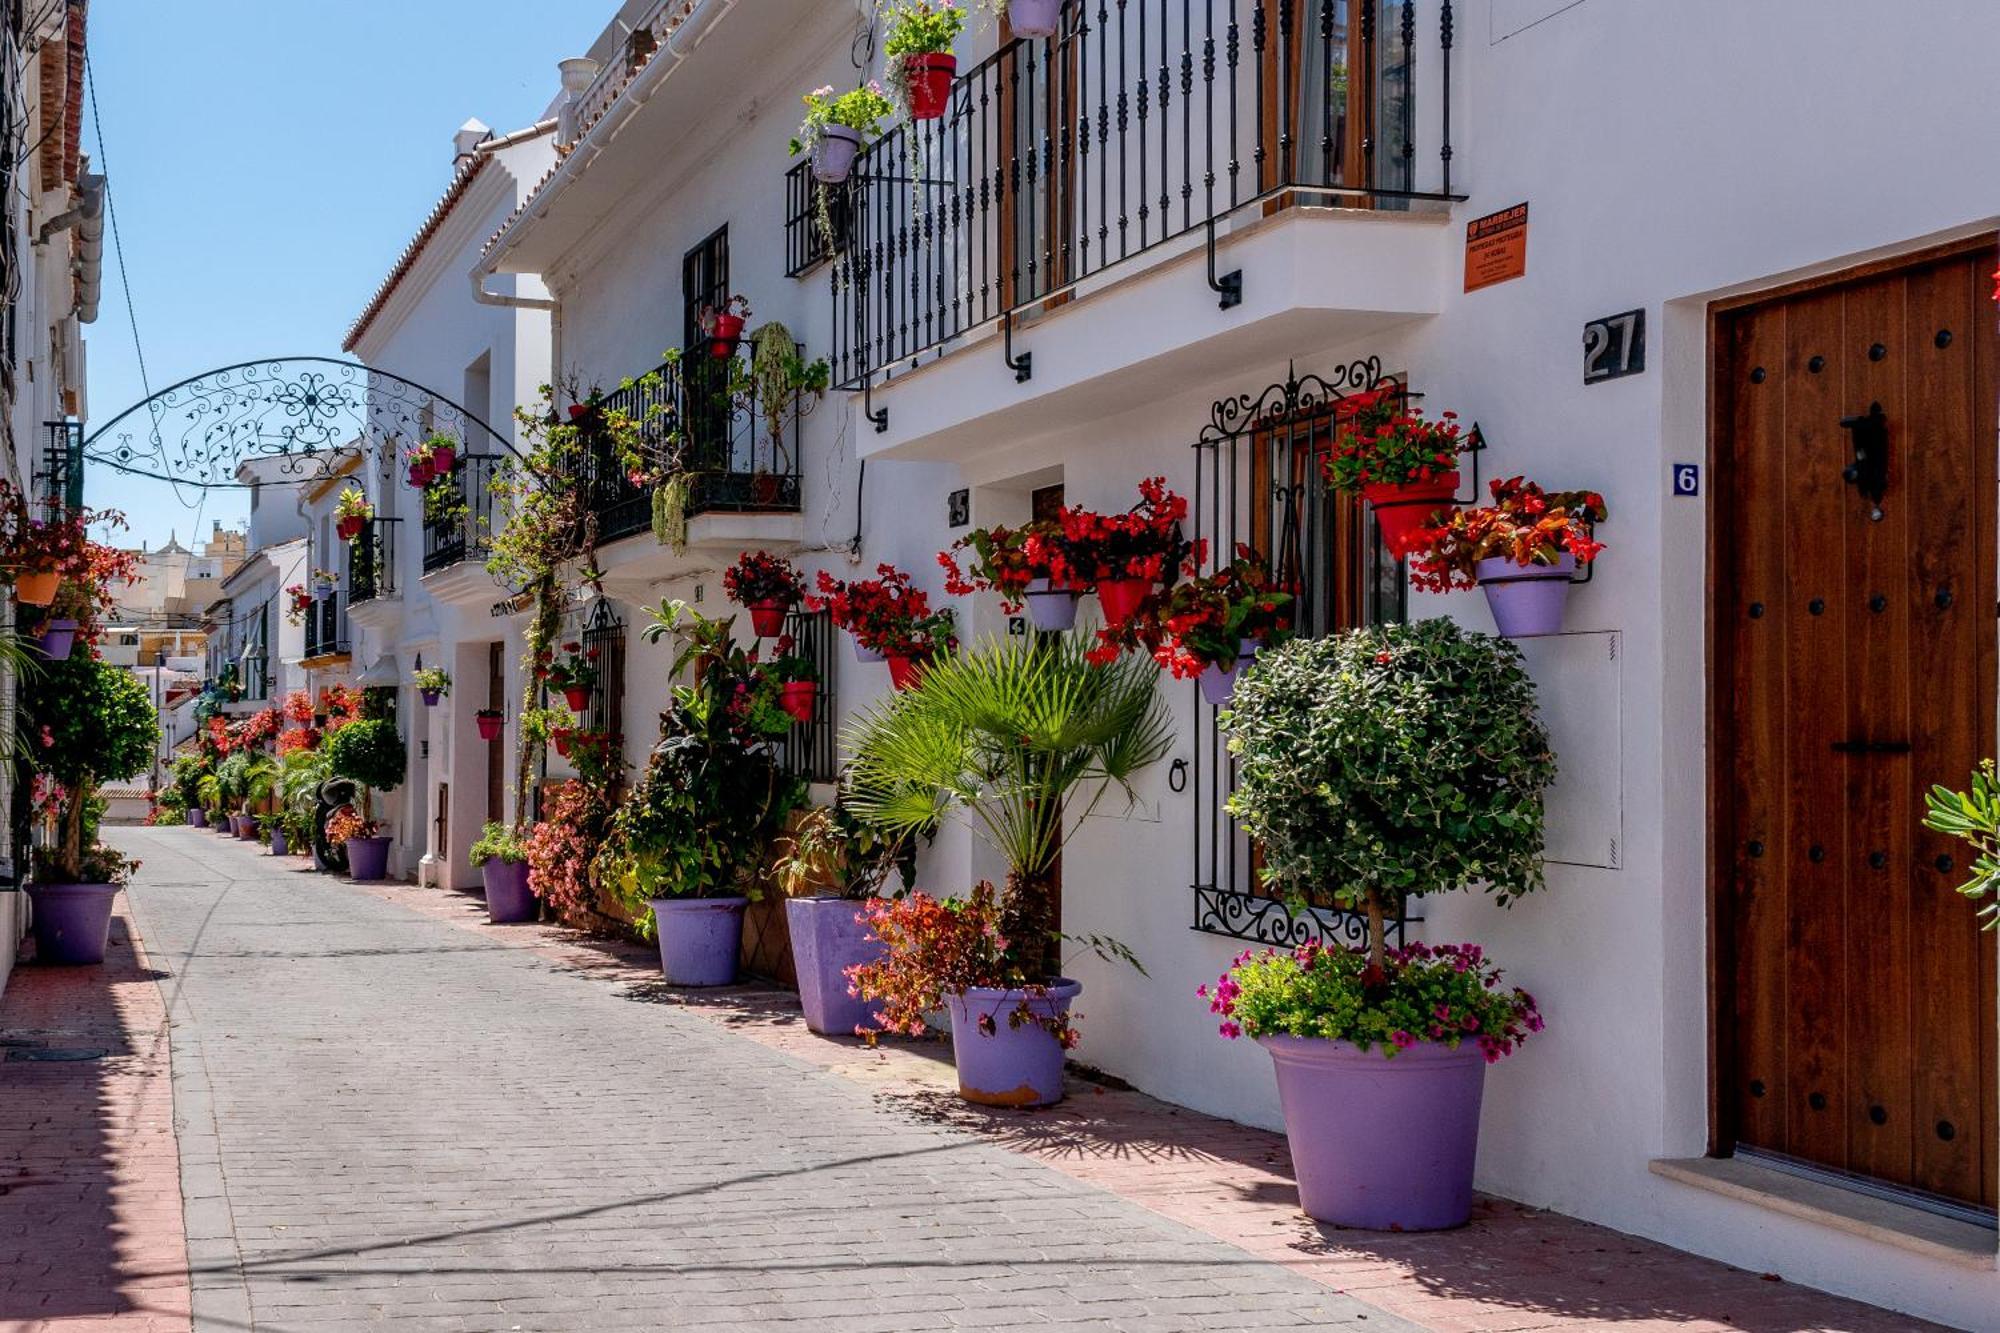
[1222,617,1555,969]
[23,653,160,883]
[324,716,405,828]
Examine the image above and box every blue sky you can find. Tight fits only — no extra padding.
[81,1,602,548]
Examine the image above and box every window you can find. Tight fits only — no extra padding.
[681,226,732,474]
[779,608,838,784]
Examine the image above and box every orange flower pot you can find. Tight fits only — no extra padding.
[14,569,58,606]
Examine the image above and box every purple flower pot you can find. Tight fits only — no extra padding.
[812,123,863,184]
[1260,1034,1488,1231]
[345,835,392,882]
[649,896,747,986]
[26,882,118,965]
[785,896,887,1035]
[269,827,288,857]
[1006,0,1064,37]
[851,635,885,664]
[30,618,78,661]
[1476,553,1575,638]
[945,980,1081,1107]
[420,688,442,707]
[232,814,256,839]
[1021,578,1081,633]
[188,808,207,829]
[482,858,535,924]
[1198,640,1262,707]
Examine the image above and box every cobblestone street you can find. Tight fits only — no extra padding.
[3,828,1940,1331]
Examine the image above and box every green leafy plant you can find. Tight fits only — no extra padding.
[789,81,895,155]
[325,716,405,828]
[1924,760,2000,928]
[1222,619,1555,968]
[470,821,529,867]
[279,746,332,848]
[843,633,1171,979]
[334,487,373,523]
[22,654,159,884]
[413,665,451,697]
[775,802,926,900]
[882,0,966,58]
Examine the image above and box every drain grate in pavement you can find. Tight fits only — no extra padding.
[5,1047,110,1062]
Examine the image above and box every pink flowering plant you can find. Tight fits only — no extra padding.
[1202,940,1543,1062]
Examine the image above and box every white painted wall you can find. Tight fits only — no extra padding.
[370,1,2000,1324]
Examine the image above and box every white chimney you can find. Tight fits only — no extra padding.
[453,118,491,168]
[555,57,603,148]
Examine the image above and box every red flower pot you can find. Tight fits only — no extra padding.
[407,460,434,488]
[336,515,363,541]
[430,444,456,473]
[15,569,58,606]
[1095,577,1153,628]
[748,599,789,638]
[778,680,817,724]
[1362,472,1461,559]
[886,654,928,692]
[553,733,573,758]
[904,53,957,121]
[475,711,503,741]
[708,312,745,359]
[561,684,592,713]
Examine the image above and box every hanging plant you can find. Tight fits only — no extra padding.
[723,550,805,636]
[413,665,452,706]
[809,564,935,662]
[1054,478,1196,627]
[881,0,967,122]
[1409,477,1607,638]
[698,295,753,359]
[790,81,895,184]
[334,487,374,541]
[1321,387,1470,557]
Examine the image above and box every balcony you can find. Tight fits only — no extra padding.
[824,0,1461,458]
[347,517,401,606]
[585,347,815,585]
[302,592,349,662]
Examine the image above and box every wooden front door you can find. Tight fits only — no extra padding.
[1713,241,1998,1209]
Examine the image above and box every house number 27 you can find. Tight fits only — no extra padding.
[1583,308,1646,384]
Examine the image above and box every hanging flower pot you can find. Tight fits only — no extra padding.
[850,634,886,664]
[903,53,957,121]
[1094,577,1153,628]
[1361,473,1461,559]
[748,598,789,638]
[429,443,457,474]
[14,568,58,606]
[420,687,442,707]
[778,680,817,723]
[1476,554,1577,638]
[1198,638,1261,708]
[708,312,745,360]
[812,124,864,184]
[313,582,335,603]
[561,683,592,713]
[336,514,364,542]
[553,731,573,758]
[407,458,435,489]
[1021,577,1082,632]
[886,653,929,692]
[475,709,503,741]
[1005,0,1064,38]
[29,618,78,662]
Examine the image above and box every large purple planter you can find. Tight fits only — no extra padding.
[1260,1034,1488,1231]
[187,808,207,829]
[482,858,535,924]
[812,124,863,183]
[649,896,747,987]
[29,618,78,661]
[345,835,392,882]
[786,896,886,1035]
[26,882,118,965]
[269,827,288,857]
[1476,553,1575,638]
[945,980,1081,1107]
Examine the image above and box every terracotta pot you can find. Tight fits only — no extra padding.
[1361,472,1461,559]
[561,684,592,712]
[14,569,58,606]
[748,599,789,638]
[778,680,817,724]
[904,53,957,121]
[476,711,503,741]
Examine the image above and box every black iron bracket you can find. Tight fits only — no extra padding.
[862,374,888,434]
[1205,215,1242,310]
[1001,311,1033,383]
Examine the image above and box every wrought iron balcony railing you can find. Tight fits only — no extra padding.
[827,0,1459,395]
[347,517,400,606]
[588,344,813,548]
[303,591,348,659]
[422,455,502,575]
[35,420,81,514]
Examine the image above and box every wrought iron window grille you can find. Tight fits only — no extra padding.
[777,608,838,784]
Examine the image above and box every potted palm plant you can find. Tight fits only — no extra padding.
[603,601,805,986]
[1409,477,1607,638]
[325,716,405,881]
[844,633,1171,1106]
[1211,618,1554,1230]
[22,654,159,964]
[790,82,895,184]
[470,821,535,923]
[883,0,966,122]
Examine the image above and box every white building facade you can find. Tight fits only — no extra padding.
[347,2,2000,1324]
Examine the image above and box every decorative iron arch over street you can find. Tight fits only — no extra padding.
[77,356,519,490]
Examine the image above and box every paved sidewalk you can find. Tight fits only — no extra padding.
[0,886,191,1332]
[109,827,1399,1331]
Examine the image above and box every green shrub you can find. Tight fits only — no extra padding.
[325,717,406,792]
[469,821,528,867]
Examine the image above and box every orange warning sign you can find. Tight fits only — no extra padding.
[1464,203,1528,292]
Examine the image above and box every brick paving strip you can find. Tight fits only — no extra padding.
[318,844,1937,1333]
[0,885,193,1332]
[106,828,1410,1331]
